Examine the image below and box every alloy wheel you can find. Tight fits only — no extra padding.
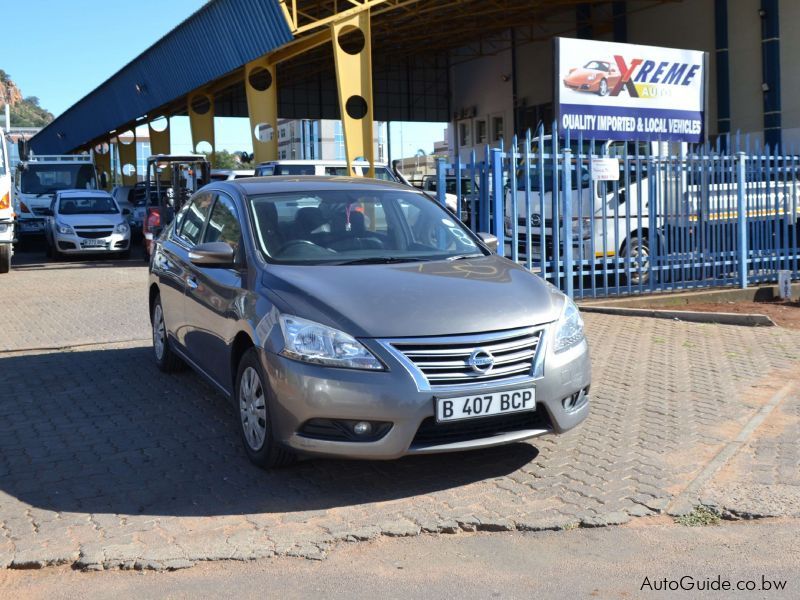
[153,304,166,361]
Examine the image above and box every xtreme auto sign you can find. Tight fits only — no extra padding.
[555,37,707,143]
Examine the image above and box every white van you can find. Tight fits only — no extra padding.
[505,139,800,284]
[0,128,13,273]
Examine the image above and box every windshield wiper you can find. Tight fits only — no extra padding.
[447,253,485,261]
[331,256,432,266]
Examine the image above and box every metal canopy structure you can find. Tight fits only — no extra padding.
[32,0,675,159]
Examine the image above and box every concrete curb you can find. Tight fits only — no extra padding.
[579,305,776,327]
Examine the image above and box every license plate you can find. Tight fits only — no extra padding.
[81,239,107,247]
[20,221,44,232]
[436,387,535,422]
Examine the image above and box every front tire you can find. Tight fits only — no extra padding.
[0,245,10,274]
[152,294,183,372]
[597,78,609,96]
[622,235,651,286]
[236,348,295,469]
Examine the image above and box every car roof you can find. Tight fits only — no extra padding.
[227,175,419,196]
[256,160,389,167]
[57,189,113,197]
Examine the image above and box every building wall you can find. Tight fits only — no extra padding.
[779,0,800,148]
[276,118,385,162]
[449,0,798,157]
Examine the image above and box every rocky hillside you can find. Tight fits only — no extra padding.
[0,70,54,128]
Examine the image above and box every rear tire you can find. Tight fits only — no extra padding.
[235,348,296,469]
[152,294,183,373]
[0,245,10,274]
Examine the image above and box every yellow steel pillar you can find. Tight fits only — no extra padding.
[93,140,112,190]
[331,10,375,177]
[245,58,278,163]
[148,116,171,156]
[117,131,138,186]
[188,91,215,161]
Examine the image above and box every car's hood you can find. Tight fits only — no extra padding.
[262,255,564,338]
[58,213,124,227]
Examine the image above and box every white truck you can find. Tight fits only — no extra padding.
[13,152,97,237]
[0,127,13,273]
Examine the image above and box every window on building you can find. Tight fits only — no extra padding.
[491,116,504,143]
[475,120,487,144]
[458,121,472,147]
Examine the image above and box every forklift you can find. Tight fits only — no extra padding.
[142,154,210,260]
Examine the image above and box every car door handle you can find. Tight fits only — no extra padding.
[187,276,199,290]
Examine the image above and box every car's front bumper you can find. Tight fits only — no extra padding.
[260,330,590,460]
[54,231,131,253]
[17,216,46,236]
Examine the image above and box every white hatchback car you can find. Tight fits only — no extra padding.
[45,190,131,259]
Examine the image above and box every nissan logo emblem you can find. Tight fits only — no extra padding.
[467,348,495,374]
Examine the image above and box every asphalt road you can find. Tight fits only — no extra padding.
[1,518,797,599]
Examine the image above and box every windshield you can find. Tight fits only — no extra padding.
[249,189,487,265]
[20,163,96,194]
[59,196,119,215]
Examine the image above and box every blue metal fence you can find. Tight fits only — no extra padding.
[436,124,800,299]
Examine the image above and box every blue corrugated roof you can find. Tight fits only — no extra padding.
[31,0,293,154]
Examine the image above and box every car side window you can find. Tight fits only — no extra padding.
[203,193,242,253]
[177,191,215,246]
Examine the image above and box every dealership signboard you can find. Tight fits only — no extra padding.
[555,37,707,143]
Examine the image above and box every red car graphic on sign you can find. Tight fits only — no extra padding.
[563,60,621,96]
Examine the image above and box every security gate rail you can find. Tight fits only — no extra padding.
[435,125,800,299]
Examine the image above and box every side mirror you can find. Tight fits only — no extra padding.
[189,242,235,267]
[18,139,29,162]
[122,208,132,216]
[478,232,499,253]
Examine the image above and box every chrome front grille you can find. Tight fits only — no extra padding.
[386,326,544,389]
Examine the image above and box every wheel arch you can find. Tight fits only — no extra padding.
[230,331,256,393]
[148,283,160,322]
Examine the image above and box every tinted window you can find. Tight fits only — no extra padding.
[59,196,119,215]
[178,192,214,245]
[275,165,316,175]
[203,194,242,253]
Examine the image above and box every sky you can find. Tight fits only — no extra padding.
[4,0,446,160]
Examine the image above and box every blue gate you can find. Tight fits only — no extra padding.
[436,125,800,299]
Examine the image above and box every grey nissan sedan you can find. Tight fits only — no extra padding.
[149,177,590,468]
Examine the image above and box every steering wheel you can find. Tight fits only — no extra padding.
[276,239,336,256]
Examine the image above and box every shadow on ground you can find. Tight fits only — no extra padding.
[0,346,539,518]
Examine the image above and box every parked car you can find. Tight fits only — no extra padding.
[111,184,147,236]
[254,160,397,182]
[210,168,255,181]
[44,190,131,259]
[419,174,477,224]
[149,176,591,468]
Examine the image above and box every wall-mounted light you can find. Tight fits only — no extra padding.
[758,8,766,18]
[762,82,771,92]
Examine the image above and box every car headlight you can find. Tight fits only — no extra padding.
[587,74,596,81]
[56,221,74,235]
[554,297,586,353]
[0,223,8,234]
[115,222,130,234]
[279,314,384,370]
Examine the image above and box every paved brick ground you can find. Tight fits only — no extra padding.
[1,250,799,570]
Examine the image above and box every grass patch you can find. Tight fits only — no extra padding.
[675,505,721,527]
